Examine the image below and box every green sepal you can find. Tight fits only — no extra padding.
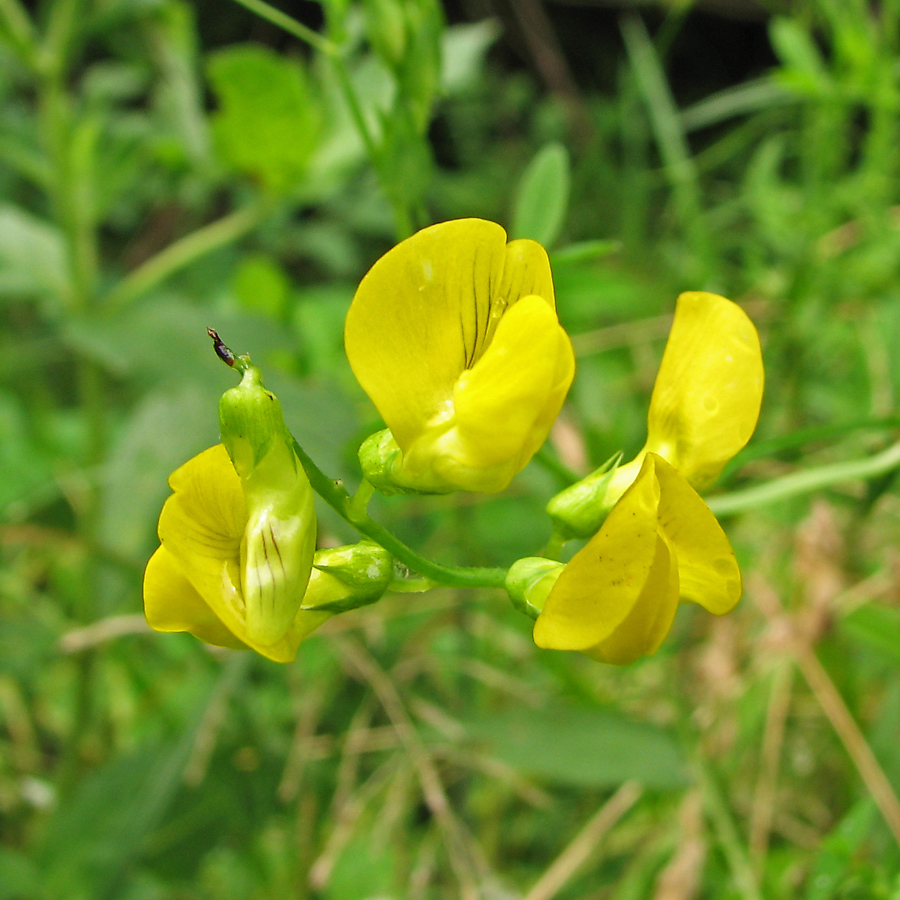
[545,451,623,540]
[357,428,437,496]
[505,557,564,620]
[301,541,394,613]
[219,364,293,480]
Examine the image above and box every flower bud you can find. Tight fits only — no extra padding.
[545,453,623,540]
[219,362,317,647]
[357,428,414,495]
[505,557,564,620]
[302,541,394,613]
[218,364,289,479]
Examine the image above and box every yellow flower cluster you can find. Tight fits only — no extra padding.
[143,219,764,666]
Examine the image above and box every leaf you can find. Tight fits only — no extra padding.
[232,253,290,320]
[0,848,41,899]
[0,389,53,511]
[0,205,68,302]
[39,738,194,900]
[99,384,219,559]
[441,19,501,94]
[511,143,570,249]
[207,44,320,192]
[841,604,900,667]
[770,18,831,96]
[326,832,398,900]
[464,704,688,789]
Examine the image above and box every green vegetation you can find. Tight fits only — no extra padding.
[3,0,900,896]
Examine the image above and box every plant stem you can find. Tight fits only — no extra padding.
[105,204,265,310]
[707,441,900,517]
[291,439,507,590]
[228,0,334,55]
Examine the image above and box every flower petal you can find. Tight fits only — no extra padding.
[143,546,246,650]
[585,531,679,665]
[344,219,554,452]
[652,453,742,615]
[453,294,575,469]
[534,454,662,651]
[646,291,763,490]
[158,444,249,640]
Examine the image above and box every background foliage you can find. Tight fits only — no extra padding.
[3,0,900,897]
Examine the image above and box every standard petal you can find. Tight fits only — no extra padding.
[344,219,555,452]
[496,239,556,315]
[534,454,661,651]
[646,291,763,490]
[143,546,246,650]
[585,531,679,665]
[453,294,574,469]
[158,445,249,640]
[652,453,742,615]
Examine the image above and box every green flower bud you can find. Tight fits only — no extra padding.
[302,541,394,613]
[219,363,291,479]
[545,452,623,540]
[357,428,418,496]
[506,557,564,620]
[216,355,317,647]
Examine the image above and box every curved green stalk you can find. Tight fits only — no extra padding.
[228,0,334,55]
[291,439,508,590]
[105,204,265,311]
[708,441,900,517]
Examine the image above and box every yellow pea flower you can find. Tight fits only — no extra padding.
[143,445,395,662]
[532,291,763,664]
[345,218,576,494]
[547,291,764,538]
[143,444,320,662]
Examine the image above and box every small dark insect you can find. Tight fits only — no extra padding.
[207,327,235,367]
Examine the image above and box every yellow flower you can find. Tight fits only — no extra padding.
[143,444,320,663]
[345,218,576,494]
[533,291,764,664]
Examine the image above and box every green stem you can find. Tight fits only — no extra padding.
[348,478,376,521]
[291,439,507,589]
[228,0,334,55]
[541,528,567,561]
[104,204,264,310]
[707,441,900,517]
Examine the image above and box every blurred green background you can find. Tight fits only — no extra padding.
[4,0,900,896]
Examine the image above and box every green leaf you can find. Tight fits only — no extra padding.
[39,739,194,900]
[0,205,69,302]
[441,19,501,94]
[770,18,831,96]
[207,44,320,192]
[511,142,570,248]
[99,384,219,559]
[841,604,900,667]
[233,253,290,320]
[0,848,41,899]
[464,704,688,789]
[326,832,398,900]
